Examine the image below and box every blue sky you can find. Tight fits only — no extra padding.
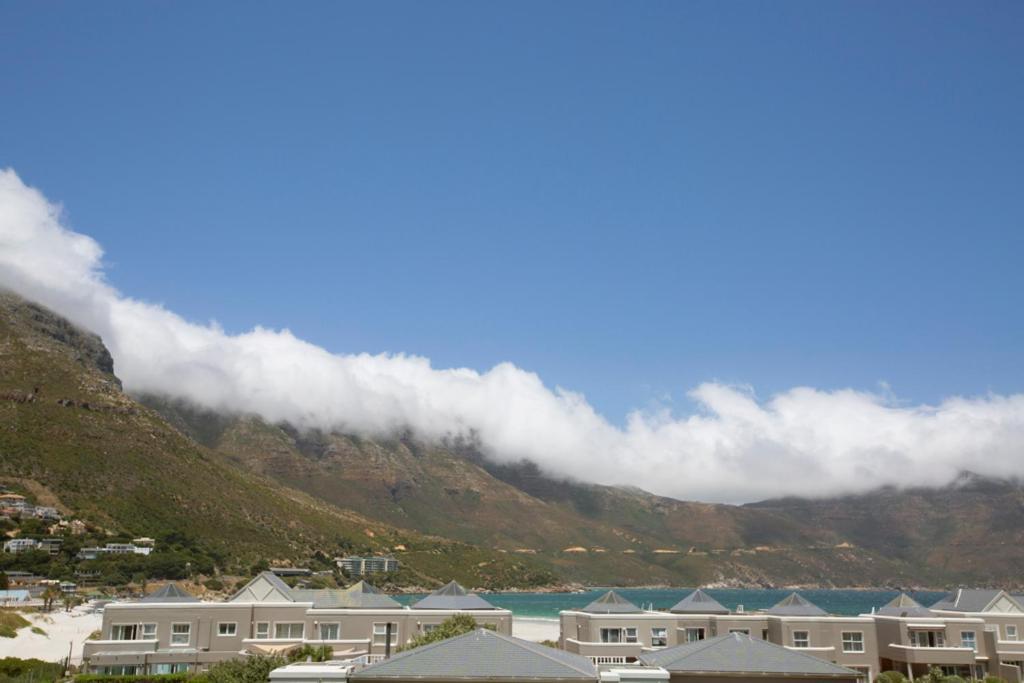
[2,1,1021,422]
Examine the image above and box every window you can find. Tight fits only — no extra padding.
[761,629,769,640]
[103,666,140,676]
[1007,625,1019,641]
[254,622,270,639]
[111,624,138,641]
[217,623,237,637]
[141,624,157,640]
[274,623,304,639]
[961,631,977,651]
[910,630,945,648]
[423,624,440,634]
[625,627,638,644]
[373,623,398,646]
[685,627,705,643]
[170,623,191,646]
[600,628,623,644]
[154,664,190,675]
[851,666,871,683]
[793,631,810,648]
[842,632,865,653]
[651,627,667,647]
[729,629,750,635]
[318,623,339,640]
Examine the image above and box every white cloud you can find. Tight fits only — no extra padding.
[2,167,1023,503]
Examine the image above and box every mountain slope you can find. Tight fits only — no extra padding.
[7,290,1021,589]
[141,395,925,587]
[748,473,1024,586]
[0,291,554,588]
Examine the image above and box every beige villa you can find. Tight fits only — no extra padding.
[82,574,511,675]
[561,589,1024,683]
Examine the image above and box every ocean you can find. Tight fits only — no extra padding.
[393,588,948,619]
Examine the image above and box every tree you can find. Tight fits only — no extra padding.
[398,614,492,652]
[288,644,334,663]
[41,585,61,612]
[62,592,80,612]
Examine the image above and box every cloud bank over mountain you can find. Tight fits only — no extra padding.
[2,168,1022,503]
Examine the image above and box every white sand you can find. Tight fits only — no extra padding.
[0,606,102,664]
[512,617,560,643]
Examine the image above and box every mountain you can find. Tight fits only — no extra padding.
[748,473,1024,586]
[0,290,555,589]
[4,290,1021,589]
[136,399,920,588]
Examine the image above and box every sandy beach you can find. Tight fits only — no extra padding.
[0,607,102,664]
[511,617,559,643]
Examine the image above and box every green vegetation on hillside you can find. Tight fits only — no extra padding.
[0,291,559,588]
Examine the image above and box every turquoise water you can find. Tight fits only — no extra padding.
[394,589,948,619]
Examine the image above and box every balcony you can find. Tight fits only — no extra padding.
[83,640,158,657]
[564,639,642,659]
[889,644,978,665]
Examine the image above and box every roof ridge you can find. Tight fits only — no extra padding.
[664,632,734,660]
[492,630,595,676]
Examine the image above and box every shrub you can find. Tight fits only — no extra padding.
[398,614,493,652]
[30,626,47,636]
[202,578,224,591]
[875,671,908,683]
[0,657,65,683]
[75,674,190,683]
[202,655,286,683]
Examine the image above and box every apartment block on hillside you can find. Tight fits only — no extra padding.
[337,556,399,577]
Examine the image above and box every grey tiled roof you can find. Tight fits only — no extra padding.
[138,583,199,603]
[293,580,402,609]
[876,593,933,618]
[930,589,1021,613]
[229,571,298,602]
[582,590,641,614]
[639,633,858,677]
[413,581,497,610]
[351,629,597,680]
[670,589,729,614]
[765,592,828,617]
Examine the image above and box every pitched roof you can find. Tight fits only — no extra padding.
[229,571,296,603]
[413,580,497,610]
[351,629,597,681]
[138,583,200,603]
[876,593,933,618]
[930,589,1023,613]
[293,580,402,609]
[671,589,729,614]
[581,590,641,614]
[639,633,858,677]
[765,592,828,617]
